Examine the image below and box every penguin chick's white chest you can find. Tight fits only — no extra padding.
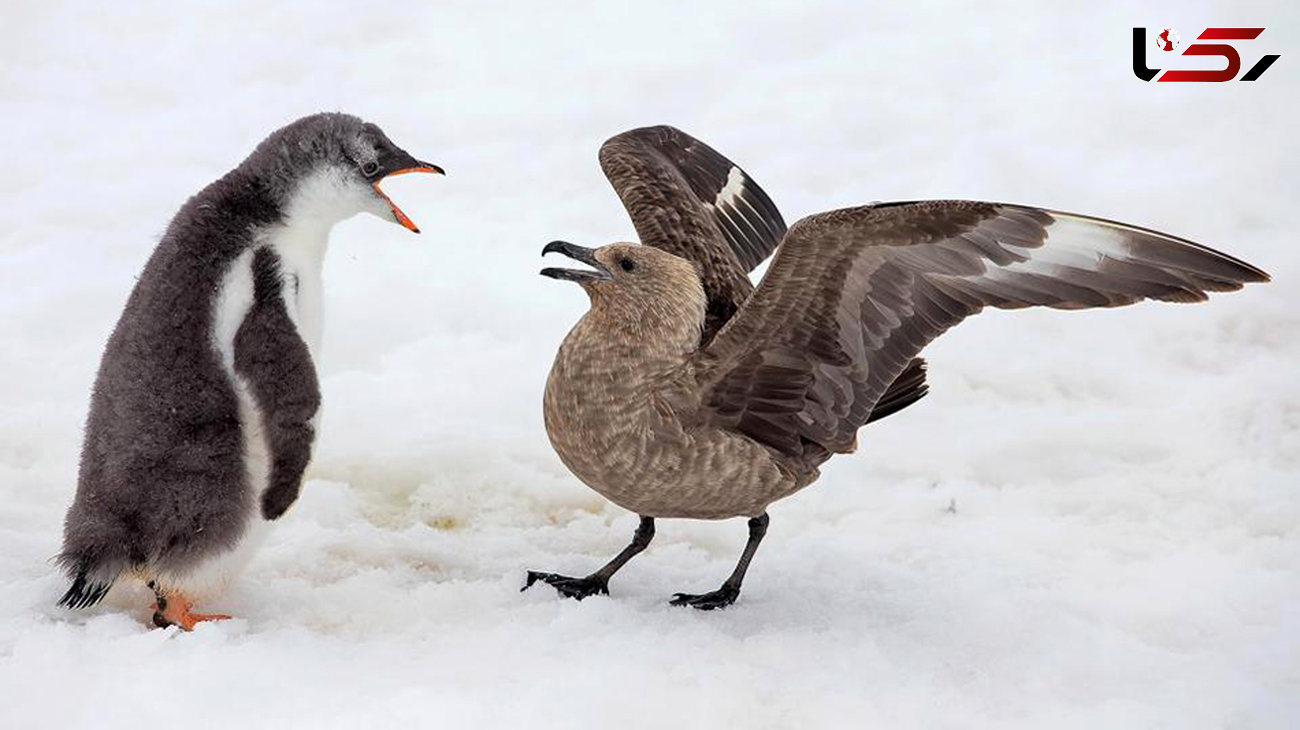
[262,169,360,354]
[263,217,328,355]
[263,164,394,353]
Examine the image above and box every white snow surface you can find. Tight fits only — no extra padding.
[1,2,1297,728]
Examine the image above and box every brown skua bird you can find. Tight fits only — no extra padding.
[525,126,1269,609]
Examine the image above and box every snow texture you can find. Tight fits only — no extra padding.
[1,1,1296,728]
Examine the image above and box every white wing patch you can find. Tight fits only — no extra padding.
[709,166,767,247]
[712,166,746,209]
[996,214,1133,278]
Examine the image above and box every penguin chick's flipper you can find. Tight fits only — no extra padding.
[235,249,322,520]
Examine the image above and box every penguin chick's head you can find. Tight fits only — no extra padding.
[541,241,707,336]
[249,112,444,233]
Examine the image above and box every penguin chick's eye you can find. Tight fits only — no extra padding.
[361,161,379,177]
[619,258,637,272]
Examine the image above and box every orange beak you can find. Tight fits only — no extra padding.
[372,165,445,233]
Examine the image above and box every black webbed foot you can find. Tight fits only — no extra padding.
[669,584,740,610]
[523,571,610,600]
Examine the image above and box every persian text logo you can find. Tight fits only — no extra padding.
[1133,27,1280,82]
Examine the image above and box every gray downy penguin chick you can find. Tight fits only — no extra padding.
[525,125,1269,610]
[58,112,443,629]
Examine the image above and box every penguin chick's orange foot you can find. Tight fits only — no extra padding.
[150,594,232,631]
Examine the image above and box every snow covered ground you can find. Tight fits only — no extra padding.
[1,1,1297,727]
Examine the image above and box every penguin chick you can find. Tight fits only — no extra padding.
[58,112,442,629]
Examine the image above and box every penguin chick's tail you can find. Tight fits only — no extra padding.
[55,553,124,610]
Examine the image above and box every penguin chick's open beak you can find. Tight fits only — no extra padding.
[372,162,445,234]
[540,241,613,282]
